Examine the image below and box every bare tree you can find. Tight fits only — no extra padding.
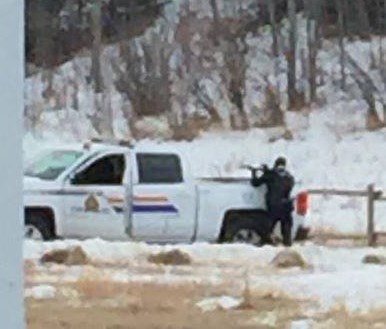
[208,0,258,129]
[262,76,284,126]
[378,0,384,67]
[224,37,249,130]
[173,0,255,131]
[266,0,284,116]
[209,0,249,129]
[174,6,223,128]
[287,0,298,110]
[379,0,386,86]
[193,81,222,124]
[356,0,371,39]
[268,0,280,79]
[305,0,321,103]
[347,55,384,130]
[335,0,346,91]
[90,0,103,93]
[113,28,173,119]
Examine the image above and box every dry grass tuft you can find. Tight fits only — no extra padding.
[362,254,386,265]
[41,246,89,266]
[271,249,307,269]
[147,249,192,266]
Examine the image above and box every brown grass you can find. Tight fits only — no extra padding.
[77,280,130,300]
[28,277,386,329]
[314,304,386,329]
[27,279,302,329]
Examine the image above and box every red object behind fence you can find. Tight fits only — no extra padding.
[296,191,309,216]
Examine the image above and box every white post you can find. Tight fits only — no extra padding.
[0,0,25,328]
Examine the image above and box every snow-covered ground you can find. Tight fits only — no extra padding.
[24,239,386,315]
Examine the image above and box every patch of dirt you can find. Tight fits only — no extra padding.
[40,246,89,266]
[147,249,192,266]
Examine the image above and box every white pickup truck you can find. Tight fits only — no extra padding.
[23,140,310,245]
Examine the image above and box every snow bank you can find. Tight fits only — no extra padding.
[24,238,278,266]
[196,296,243,312]
[290,320,312,329]
[25,285,56,300]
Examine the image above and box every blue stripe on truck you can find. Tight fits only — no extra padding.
[113,205,178,214]
[132,205,178,213]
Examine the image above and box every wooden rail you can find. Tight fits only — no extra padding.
[308,184,386,247]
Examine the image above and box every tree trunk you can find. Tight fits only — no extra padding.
[90,0,103,93]
[379,0,385,64]
[210,0,220,46]
[336,0,346,91]
[287,0,297,110]
[229,78,249,130]
[356,0,371,39]
[306,0,320,103]
[264,79,284,126]
[268,0,281,94]
[379,0,386,125]
[380,0,386,87]
[346,55,383,130]
[268,0,279,58]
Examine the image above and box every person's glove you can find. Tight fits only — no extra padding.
[261,164,269,172]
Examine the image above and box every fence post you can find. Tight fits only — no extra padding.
[367,184,376,247]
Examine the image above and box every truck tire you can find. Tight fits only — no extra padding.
[25,213,52,241]
[225,214,271,246]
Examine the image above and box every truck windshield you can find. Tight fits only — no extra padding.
[24,150,84,180]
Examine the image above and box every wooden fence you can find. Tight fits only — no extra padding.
[308,184,386,247]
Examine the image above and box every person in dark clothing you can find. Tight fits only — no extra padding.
[251,157,295,246]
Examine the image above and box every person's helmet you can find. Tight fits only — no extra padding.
[274,156,286,168]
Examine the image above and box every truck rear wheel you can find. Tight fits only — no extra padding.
[25,213,52,241]
[225,214,272,246]
[230,227,263,245]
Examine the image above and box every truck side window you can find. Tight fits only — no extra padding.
[137,153,183,184]
[72,154,125,185]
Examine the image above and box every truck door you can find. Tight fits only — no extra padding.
[62,152,130,240]
[131,152,196,243]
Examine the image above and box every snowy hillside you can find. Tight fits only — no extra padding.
[25,0,386,139]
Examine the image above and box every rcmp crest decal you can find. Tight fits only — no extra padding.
[84,194,99,212]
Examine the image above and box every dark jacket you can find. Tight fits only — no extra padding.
[251,167,295,211]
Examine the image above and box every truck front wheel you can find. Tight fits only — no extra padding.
[25,213,53,241]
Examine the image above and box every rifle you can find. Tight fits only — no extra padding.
[240,164,268,179]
